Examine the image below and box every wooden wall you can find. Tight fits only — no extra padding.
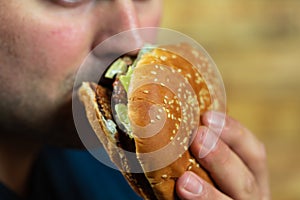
[161,1,300,199]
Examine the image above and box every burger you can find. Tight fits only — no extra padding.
[78,43,220,199]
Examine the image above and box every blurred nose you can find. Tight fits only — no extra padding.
[92,0,144,56]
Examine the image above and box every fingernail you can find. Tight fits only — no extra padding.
[204,111,226,127]
[198,128,218,158]
[183,173,203,195]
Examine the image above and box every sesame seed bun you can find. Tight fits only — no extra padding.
[78,43,221,200]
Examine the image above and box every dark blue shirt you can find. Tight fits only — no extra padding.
[0,147,142,200]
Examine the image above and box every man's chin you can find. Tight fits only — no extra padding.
[45,99,85,149]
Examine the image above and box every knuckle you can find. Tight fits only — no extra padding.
[218,144,231,165]
[261,194,271,200]
[223,116,233,132]
[253,142,267,165]
[259,143,267,161]
[202,140,231,167]
[225,115,240,129]
[238,175,258,200]
[245,176,256,194]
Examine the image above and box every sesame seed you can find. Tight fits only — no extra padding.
[170,136,174,141]
[161,174,168,179]
[183,137,188,144]
[160,56,167,61]
[189,159,195,164]
[184,146,188,151]
[160,83,165,87]
[179,82,186,87]
[171,114,175,120]
[186,74,192,79]
[188,166,192,171]
[158,108,163,113]
[200,97,204,104]
[192,50,199,57]
[171,55,177,59]
[151,71,157,75]
[177,69,182,73]
[150,119,155,123]
[156,115,161,120]
[154,78,158,82]
[143,90,149,94]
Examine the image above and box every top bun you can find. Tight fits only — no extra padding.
[128,43,216,199]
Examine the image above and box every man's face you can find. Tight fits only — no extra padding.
[0,0,162,145]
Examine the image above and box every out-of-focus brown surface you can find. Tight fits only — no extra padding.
[161,1,300,199]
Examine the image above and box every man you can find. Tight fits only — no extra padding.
[0,0,269,199]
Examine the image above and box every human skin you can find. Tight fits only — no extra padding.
[0,0,162,145]
[0,0,269,199]
[0,0,162,196]
[176,112,270,200]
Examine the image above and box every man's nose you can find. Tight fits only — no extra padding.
[92,0,144,55]
[112,0,140,33]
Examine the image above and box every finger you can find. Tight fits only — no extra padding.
[176,171,231,200]
[190,126,260,200]
[202,112,270,198]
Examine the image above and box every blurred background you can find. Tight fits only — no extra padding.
[161,0,300,199]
